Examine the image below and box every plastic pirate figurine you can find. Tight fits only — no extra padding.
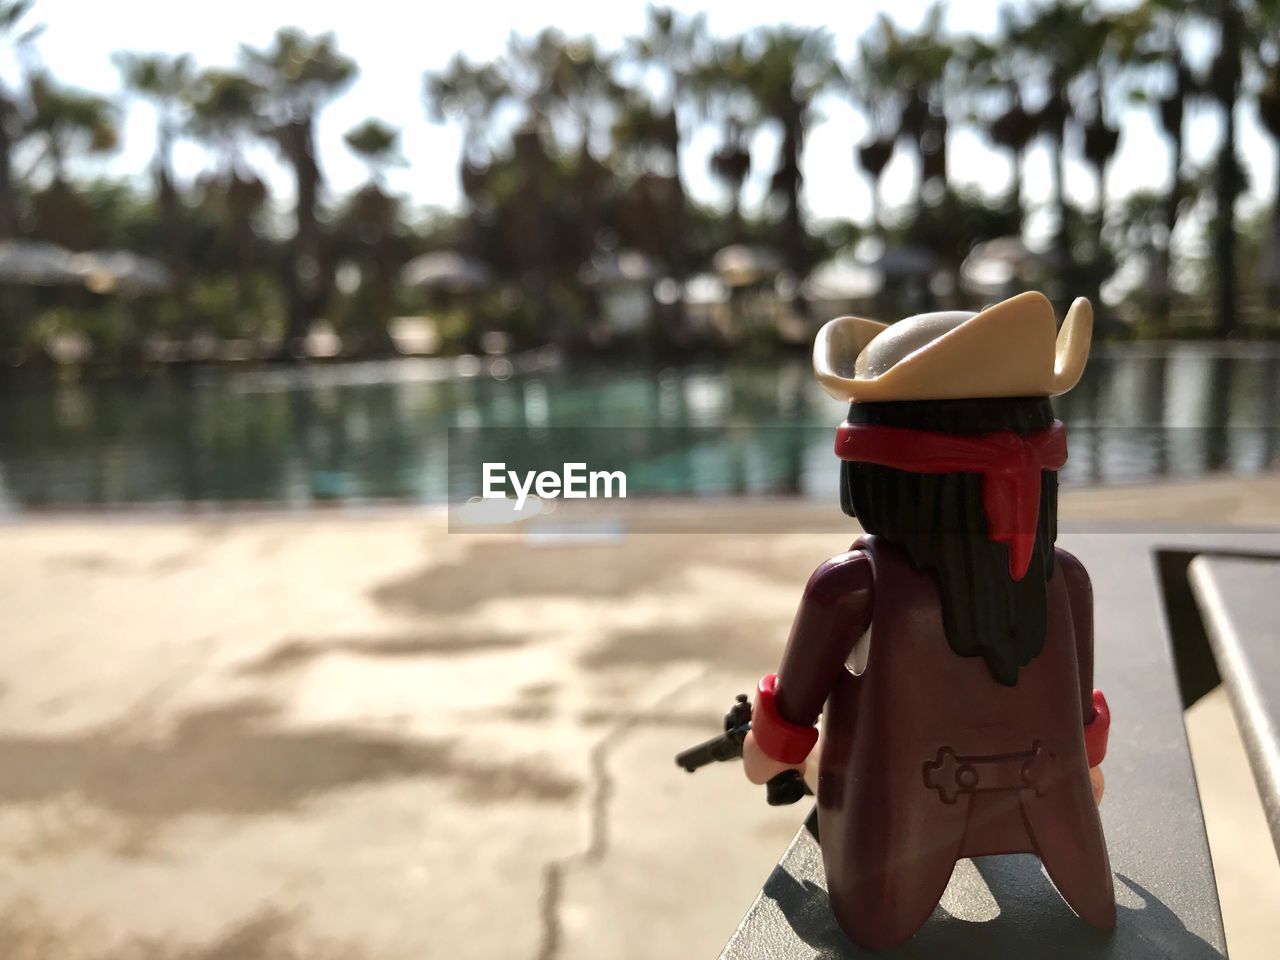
[741,291,1113,949]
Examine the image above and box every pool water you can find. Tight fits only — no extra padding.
[1,345,1277,512]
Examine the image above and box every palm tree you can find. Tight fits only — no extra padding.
[740,27,839,281]
[501,27,568,135]
[1001,1,1102,308]
[430,32,566,345]
[610,91,672,178]
[611,92,683,256]
[538,35,619,256]
[484,29,625,344]
[0,0,37,239]
[1248,0,1280,311]
[625,6,706,273]
[25,71,117,188]
[1207,0,1244,336]
[1077,8,1150,314]
[241,28,357,353]
[114,52,191,201]
[694,37,758,239]
[345,119,400,183]
[423,54,506,204]
[961,22,1039,235]
[188,69,267,320]
[1133,0,1200,332]
[115,52,195,323]
[881,7,952,218]
[864,6,970,295]
[849,24,900,238]
[24,70,118,249]
[628,6,704,170]
[341,119,404,350]
[1157,54,1197,325]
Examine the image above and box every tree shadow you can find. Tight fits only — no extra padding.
[0,697,579,828]
[0,905,360,960]
[369,540,685,616]
[237,631,524,675]
[576,707,718,729]
[576,621,785,672]
[367,535,824,617]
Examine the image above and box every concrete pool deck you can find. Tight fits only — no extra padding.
[1,475,1279,958]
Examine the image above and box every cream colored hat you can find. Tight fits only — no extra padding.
[812,291,1093,402]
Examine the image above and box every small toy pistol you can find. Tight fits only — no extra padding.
[675,693,811,806]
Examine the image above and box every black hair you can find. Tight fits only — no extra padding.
[840,396,1059,686]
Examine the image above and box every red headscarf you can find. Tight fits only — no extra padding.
[835,420,1067,580]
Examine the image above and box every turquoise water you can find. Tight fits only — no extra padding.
[1,345,1277,512]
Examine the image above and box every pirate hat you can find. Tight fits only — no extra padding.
[813,291,1092,402]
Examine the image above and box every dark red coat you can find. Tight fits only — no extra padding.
[773,535,1115,949]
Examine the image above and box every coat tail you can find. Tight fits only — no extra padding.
[1021,772,1116,929]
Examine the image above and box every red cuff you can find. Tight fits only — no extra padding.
[1084,689,1110,768]
[752,674,819,765]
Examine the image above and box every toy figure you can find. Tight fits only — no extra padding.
[740,292,1113,949]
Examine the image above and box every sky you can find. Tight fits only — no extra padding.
[11,0,1279,249]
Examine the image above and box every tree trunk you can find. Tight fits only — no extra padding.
[226,170,259,329]
[285,115,324,354]
[367,246,397,355]
[779,116,809,322]
[728,179,744,241]
[781,119,805,277]
[871,176,882,238]
[1213,114,1240,338]
[234,211,255,317]
[156,133,193,338]
[0,96,18,239]
[1092,163,1106,261]
[664,107,689,278]
[1084,158,1108,321]
[1051,125,1072,309]
[1269,149,1280,311]
[1008,147,1024,233]
[1213,0,1242,338]
[661,108,691,345]
[1156,118,1183,335]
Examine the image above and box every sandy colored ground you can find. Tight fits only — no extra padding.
[0,474,1278,959]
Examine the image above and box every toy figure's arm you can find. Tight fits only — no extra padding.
[1057,547,1110,804]
[1057,548,1095,724]
[774,549,874,725]
[743,549,873,782]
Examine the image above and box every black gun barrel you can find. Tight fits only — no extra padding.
[675,723,749,772]
[674,692,812,806]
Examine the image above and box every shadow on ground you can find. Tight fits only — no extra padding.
[368,537,821,616]
[577,622,787,672]
[762,844,1224,959]
[0,698,578,828]
[238,631,525,675]
[0,905,359,960]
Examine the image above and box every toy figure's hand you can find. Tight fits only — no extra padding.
[1090,765,1105,806]
[743,730,806,785]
